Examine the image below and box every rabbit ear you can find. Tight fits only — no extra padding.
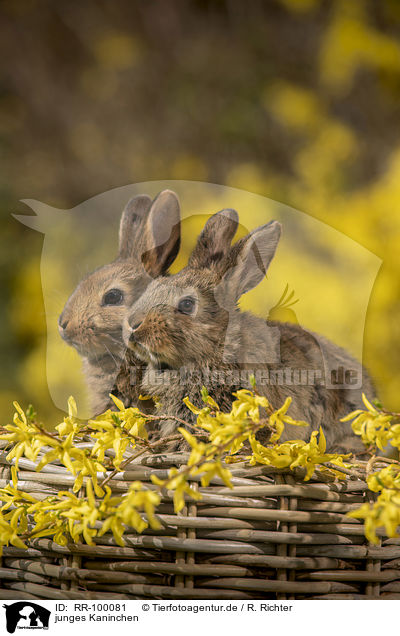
[224,221,281,298]
[141,190,181,277]
[188,208,239,269]
[118,194,152,259]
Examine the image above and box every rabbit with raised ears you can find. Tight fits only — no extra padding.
[123,208,375,454]
[58,190,181,414]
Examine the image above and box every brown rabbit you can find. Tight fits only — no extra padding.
[58,190,181,414]
[123,209,375,454]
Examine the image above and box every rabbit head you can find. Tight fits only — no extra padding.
[123,209,281,369]
[58,190,181,361]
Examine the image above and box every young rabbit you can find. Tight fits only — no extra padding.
[58,190,181,414]
[123,209,375,454]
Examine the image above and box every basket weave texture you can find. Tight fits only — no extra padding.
[1,450,400,601]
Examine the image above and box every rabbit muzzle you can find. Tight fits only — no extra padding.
[58,312,74,345]
[124,309,180,365]
[58,309,124,359]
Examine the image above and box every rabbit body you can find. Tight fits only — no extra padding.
[59,191,181,415]
[124,209,374,454]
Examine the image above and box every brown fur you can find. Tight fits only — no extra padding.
[124,210,375,455]
[58,190,181,414]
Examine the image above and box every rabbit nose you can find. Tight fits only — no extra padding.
[127,319,143,343]
[58,316,71,342]
[59,318,69,330]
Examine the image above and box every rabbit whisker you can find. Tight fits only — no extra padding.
[103,344,123,369]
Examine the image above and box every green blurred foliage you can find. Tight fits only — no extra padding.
[0,0,399,423]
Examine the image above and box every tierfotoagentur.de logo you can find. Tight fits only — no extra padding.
[3,602,51,633]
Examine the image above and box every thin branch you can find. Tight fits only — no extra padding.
[100,434,184,488]
[366,455,400,477]
[325,462,364,480]
[136,411,200,433]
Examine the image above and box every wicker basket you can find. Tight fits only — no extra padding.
[1,448,400,601]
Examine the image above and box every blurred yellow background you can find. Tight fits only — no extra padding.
[0,0,399,423]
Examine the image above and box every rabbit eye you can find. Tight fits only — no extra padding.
[102,288,124,306]
[177,296,196,315]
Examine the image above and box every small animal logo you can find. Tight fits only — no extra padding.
[3,602,50,633]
